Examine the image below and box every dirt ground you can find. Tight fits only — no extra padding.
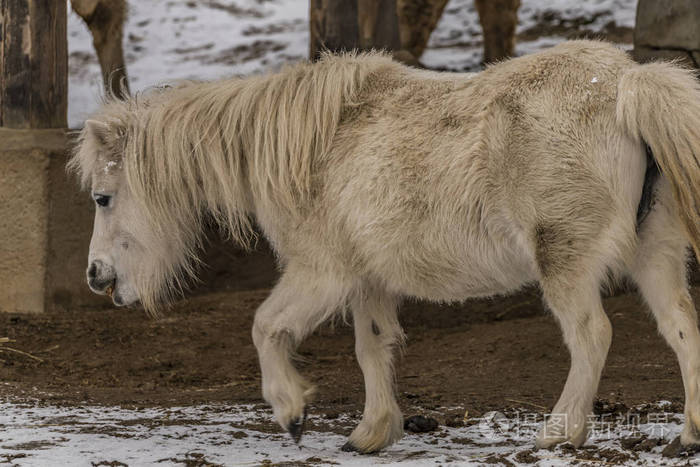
[1,240,697,426]
[4,240,700,467]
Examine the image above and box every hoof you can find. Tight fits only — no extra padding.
[341,442,358,452]
[344,409,403,454]
[340,441,377,454]
[535,432,586,450]
[681,418,700,447]
[534,436,565,451]
[287,409,307,444]
[535,416,588,450]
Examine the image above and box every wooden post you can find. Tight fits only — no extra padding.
[309,0,360,60]
[358,0,401,51]
[396,0,449,59]
[0,0,67,128]
[475,0,520,64]
[310,0,404,61]
[0,1,84,314]
[310,0,443,66]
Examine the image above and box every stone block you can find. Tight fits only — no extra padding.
[633,45,697,67]
[0,129,103,313]
[635,0,700,51]
[0,144,50,313]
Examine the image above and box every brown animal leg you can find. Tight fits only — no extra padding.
[71,0,129,98]
[396,0,449,59]
[475,0,520,64]
[358,0,382,49]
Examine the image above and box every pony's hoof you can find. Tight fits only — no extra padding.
[341,441,377,454]
[344,409,403,453]
[535,416,588,450]
[287,410,307,444]
[681,416,700,447]
[341,442,359,452]
[534,435,565,450]
[535,431,587,450]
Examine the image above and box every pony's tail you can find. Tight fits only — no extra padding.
[617,62,700,260]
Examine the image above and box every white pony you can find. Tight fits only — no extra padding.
[71,41,700,453]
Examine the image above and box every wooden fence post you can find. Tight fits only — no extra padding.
[309,0,360,60]
[0,1,96,313]
[309,0,402,61]
[0,0,67,128]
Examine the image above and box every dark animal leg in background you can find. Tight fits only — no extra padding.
[475,0,520,63]
[71,0,130,99]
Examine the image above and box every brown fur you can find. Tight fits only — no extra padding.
[475,0,520,63]
[396,0,520,62]
[71,0,129,98]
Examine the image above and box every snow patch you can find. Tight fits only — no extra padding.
[0,400,687,466]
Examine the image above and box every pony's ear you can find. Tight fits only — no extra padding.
[84,119,110,146]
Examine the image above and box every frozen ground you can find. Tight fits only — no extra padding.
[0,399,693,466]
[67,0,637,127]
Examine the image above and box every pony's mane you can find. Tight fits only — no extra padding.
[69,51,396,311]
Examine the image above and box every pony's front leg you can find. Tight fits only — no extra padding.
[342,289,404,453]
[252,266,349,443]
[536,277,612,449]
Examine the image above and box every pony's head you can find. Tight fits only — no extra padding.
[69,53,382,312]
[69,97,208,314]
[72,117,143,308]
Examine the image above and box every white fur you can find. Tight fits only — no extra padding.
[71,41,700,452]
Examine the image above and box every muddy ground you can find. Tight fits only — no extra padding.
[1,240,697,425]
[4,240,700,466]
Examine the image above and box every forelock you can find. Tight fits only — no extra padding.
[68,101,136,190]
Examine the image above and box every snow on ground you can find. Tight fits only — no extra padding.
[68,0,309,127]
[0,399,692,466]
[67,0,638,127]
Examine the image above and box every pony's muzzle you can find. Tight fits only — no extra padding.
[87,259,116,295]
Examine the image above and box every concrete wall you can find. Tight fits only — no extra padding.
[634,0,700,66]
[0,134,52,313]
[0,129,100,312]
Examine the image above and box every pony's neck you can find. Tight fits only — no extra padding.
[128,53,392,245]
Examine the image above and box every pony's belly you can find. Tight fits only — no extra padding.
[375,247,538,302]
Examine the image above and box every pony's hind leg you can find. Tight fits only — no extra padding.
[536,272,612,449]
[252,264,351,443]
[342,289,404,453]
[629,180,700,447]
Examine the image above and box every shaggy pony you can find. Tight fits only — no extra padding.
[71,41,700,453]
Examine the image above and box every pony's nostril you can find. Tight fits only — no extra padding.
[87,260,116,295]
[88,262,97,279]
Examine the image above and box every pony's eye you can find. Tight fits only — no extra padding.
[94,194,111,207]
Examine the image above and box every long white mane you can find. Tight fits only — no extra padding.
[69,52,395,310]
